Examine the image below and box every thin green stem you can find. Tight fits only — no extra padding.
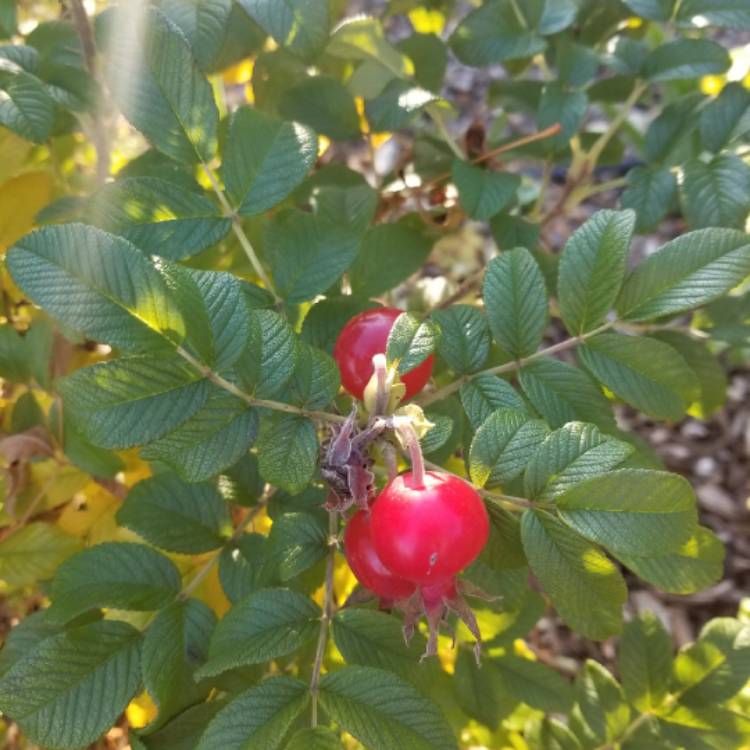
[176,346,347,423]
[419,321,615,407]
[201,163,281,304]
[310,511,338,726]
[427,105,464,159]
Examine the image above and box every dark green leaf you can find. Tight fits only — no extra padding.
[219,533,278,603]
[196,588,320,678]
[621,166,677,232]
[699,82,750,152]
[483,248,548,358]
[460,374,527,430]
[257,415,318,494]
[159,0,232,70]
[432,305,491,375]
[558,210,635,335]
[117,473,231,554]
[681,154,750,229]
[47,542,181,624]
[452,159,519,221]
[643,38,730,81]
[386,312,439,375]
[301,297,379,354]
[365,79,441,132]
[0,62,54,142]
[268,511,327,581]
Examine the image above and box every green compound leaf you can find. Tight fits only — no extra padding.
[0,620,142,750]
[521,510,626,640]
[87,177,231,259]
[104,6,219,163]
[59,356,209,450]
[7,224,185,352]
[642,38,730,82]
[558,209,635,335]
[614,525,725,594]
[319,666,458,750]
[222,106,317,217]
[0,62,54,143]
[196,676,309,750]
[196,588,320,679]
[556,469,698,556]
[524,422,633,500]
[432,305,492,375]
[46,542,181,624]
[469,408,549,488]
[459,374,527,430]
[616,228,750,321]
[117,473,231,554]
[452,159,520,220]
[257,414,318,494]
[483,248,548,358]
[386,312,439,375]
[578,333,699,420]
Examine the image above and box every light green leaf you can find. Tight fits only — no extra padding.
[0,0,16,38]
[257,415,318,494]
[286,727,342,750]
[159,0,232,70]
[265,208,360,303]
[117,473,231,554]
[469,408,549,488]
[575,661,630,744]
[483,248,548,358]
[0,620,142,750]
[87,177,230,259]
[452,159,519,221]
[615,526,724,594]
[319,666,457,750]
[47,542,181,624]
[459,374,527,430]
[450,0,546,67]
[104,7,219,163]
[222,106,316,217]
[326,16,410,76]
[699,81,750,152]
[621,166,677,232]
[524,422,633,500]
[0,61,54,142]
[386,312,438,375]
[142,599,216,727]
[59,356,209,450]
[673,617,750,706]
[651,331,727,418]
[578,333,698,420]
[557,469,697,556]
[237,0,328,60]
[141,386,259,482]
[527,717,583,750]
[519,358,616,431]
[681,154,750,229]
[349,219,432,298]
[616,228,750,321]
[7,224,185,352]
[619,612,673,712]
[643,38,730,81]
[0,523,81,589]
[521,510,626,639]
[197,676,309,750]
[453,649,507,729]
[432,305,491,375]
[268,511,327,581]
[558,210,635,335]
[196,588,320,679]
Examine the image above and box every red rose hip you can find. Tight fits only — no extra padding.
[370,471,489,585]
[333,307,434,401]
[344,508,416,601]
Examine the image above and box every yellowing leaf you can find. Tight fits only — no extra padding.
[0,172,53,251]
[194,562,231,617]
[222,57,254,85]
[126,691,158,729]
[56,483,120,539]
[700,74,725,95]
[408,8,445,34]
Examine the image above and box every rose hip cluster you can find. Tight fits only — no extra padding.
[332,308,490,658]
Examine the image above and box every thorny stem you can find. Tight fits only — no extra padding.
[200,163,282,304]
[418,321,615,407]
[180,490,272,599]
[310,511,338,726]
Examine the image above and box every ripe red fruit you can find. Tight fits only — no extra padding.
[370,471,489,585]
[332,307,434,401]
[343,508,416,601]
